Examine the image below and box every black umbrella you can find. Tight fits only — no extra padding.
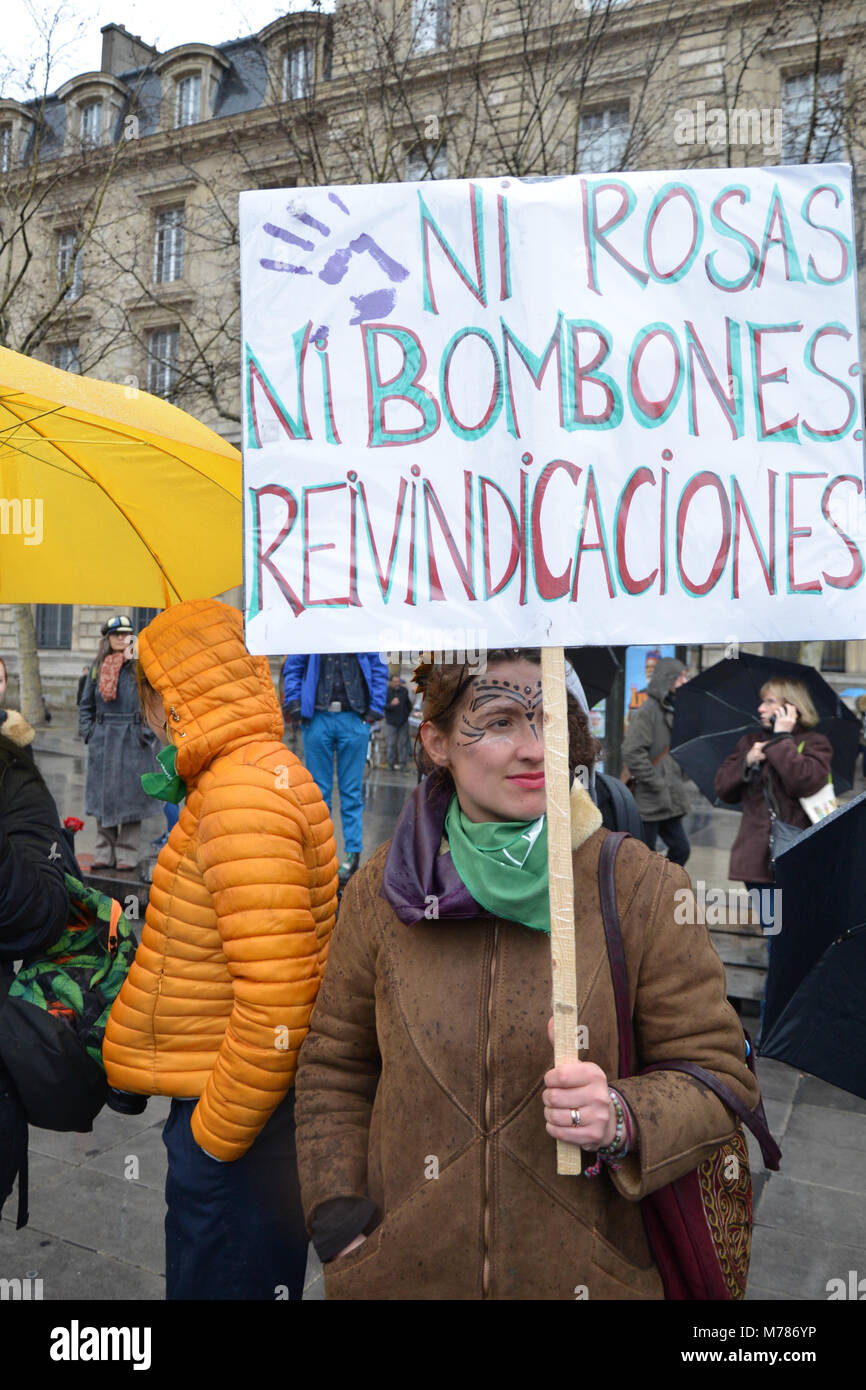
[759,791,866,1099]
[670,651,860,805]
[564,646,621,709]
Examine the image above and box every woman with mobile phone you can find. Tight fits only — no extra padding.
[714,680,832,886]
[714,679,832,1025]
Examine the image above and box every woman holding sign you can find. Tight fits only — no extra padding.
[295,648,762,1300]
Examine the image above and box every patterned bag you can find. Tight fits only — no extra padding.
[0,874,138,1133]
[598,833,781,1299]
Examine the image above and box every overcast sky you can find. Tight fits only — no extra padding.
[3,0,333,98]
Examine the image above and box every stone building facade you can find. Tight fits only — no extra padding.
[1,0,864,701]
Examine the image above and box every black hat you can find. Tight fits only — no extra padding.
[102,614,134,637]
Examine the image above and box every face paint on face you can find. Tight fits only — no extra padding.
[420,660,548,823]
[456,678,543,747]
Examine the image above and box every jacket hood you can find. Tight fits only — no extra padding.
[381,773,603,925]
[138,599,283,783]
[648,657,686,702]
[0,709,35,748]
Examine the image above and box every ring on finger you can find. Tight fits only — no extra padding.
[570,1108,582,1128]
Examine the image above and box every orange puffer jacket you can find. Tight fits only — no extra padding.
[103,599,338,1160]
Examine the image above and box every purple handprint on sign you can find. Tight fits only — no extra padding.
[260,191,409,324]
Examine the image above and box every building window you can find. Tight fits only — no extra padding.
[154,208,184,283]
[147,327,179,399]
[79,100,103,146]
[406,141,448,180]
[131,607,160,632]
[0,124,12,172]
[578,105,630,173]
[411,0,449,54]
[821,641,846,673]
[175,74,201,128]
[282,44,313,100]
[36,605,73,650]
[782,69,845,163]
[762,642,801,663]
[53,342,80,373]
[57,231,83,301]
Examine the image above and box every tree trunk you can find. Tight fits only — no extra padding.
[11,604,46,725]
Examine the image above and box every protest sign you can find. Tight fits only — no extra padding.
[240,165,864,657]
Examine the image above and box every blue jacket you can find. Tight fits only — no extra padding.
[282,654,388,722]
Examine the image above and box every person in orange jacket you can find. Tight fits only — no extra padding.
[104,599,338,1301]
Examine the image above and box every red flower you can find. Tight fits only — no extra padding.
[64,817,85,832]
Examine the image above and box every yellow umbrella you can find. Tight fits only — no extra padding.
[0,347,242,605]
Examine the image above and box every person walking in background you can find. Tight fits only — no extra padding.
[620,657,692,865]
[283,652,387,886]
[104,600,338,1301]
[384,673,412,771]
[78,616,160,871]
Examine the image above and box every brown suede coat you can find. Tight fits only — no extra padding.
[295,788,760,1300]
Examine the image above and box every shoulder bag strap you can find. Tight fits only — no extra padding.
[597,831,634,1077]
[596,833,782,1171]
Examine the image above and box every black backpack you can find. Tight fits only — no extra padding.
[594,772,643,839]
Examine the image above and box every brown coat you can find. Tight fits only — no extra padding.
[714,727,833,883]
[295,788,760,1300]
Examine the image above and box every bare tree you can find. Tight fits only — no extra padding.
[0,6,145,723]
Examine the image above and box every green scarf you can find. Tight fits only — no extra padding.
[141,743,186,804]
[444,795,550,933]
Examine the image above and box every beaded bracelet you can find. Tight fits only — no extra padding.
[584,1088,630,1178]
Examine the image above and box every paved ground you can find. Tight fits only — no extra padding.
[2,714,863,1302]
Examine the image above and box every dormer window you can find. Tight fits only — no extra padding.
[283,44,313,100]
[154,44,227,132]
[56,75,128,155]
[0,124,12,173]
[175,74,201,128]
[80,100,103,146]
[259,13,330,106]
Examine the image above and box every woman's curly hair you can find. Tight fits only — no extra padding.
[413,648,599,789]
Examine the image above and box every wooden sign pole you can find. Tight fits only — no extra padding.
[541,646,581,1176]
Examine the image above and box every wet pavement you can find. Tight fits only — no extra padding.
[3,714,864,1303]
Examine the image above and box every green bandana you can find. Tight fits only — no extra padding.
[444,795,550,933]
[141,743,186,804]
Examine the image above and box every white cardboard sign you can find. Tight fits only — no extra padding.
[240,167,865,656]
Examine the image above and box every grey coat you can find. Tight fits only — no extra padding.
[620,658,690,822]
[79,659,160,826]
